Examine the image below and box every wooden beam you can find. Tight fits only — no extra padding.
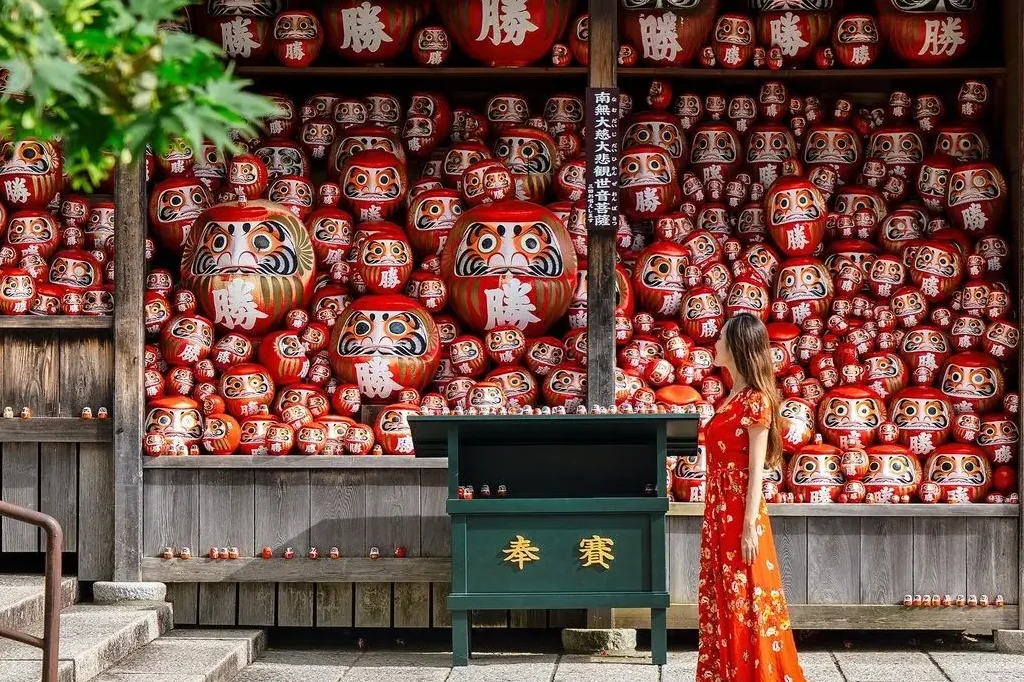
[0,317,113,330]
[669,502,1020,518]
[113,157,146,582]
[0,418,113,443]
[617,67,1007,80]
[612,604,1020,631]
[142,455,449,469]
[237,66,587,79]
[141,557,450,583]
[585,0,618,408]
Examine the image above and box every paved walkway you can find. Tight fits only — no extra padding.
[232,648,1024,682]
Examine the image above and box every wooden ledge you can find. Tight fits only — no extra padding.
[141,556,450,583]
[618,66,1007,80]
[0,316,113,331]
[670,502,1019,518]
[612,603,1020,630]
[237,66,587,78]
[142,455,449,469]
[0,418,113,443]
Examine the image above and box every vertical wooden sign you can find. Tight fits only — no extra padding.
[585,87,621,233]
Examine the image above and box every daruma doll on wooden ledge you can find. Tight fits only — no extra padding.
[180,200,317,336]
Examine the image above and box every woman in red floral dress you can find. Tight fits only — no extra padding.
[696,313,806,682]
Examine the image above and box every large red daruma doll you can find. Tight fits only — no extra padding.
[440,200,576,336]
[437,0,575,67]
[180,200,317,336]
[923,443,992,502]
[620,1,720,67]
[874,0,985,67]
[323,0,419,64]
[328,294,441,403]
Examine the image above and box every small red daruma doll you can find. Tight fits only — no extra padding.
[373,403,419,455]
[0,139,62,210]
[862,444,922,503]
[619,146,680,222]
[450,335,488,378]
[0,268,35,315]
[145,396,203,453]
[525,337,565,377]
[542,362,587,413]
[712,14,755,69]
[273,10,323,68]
[485,325,526,365]
[344,423,375,456]
[413,25,451,66]
[340,150,407,222]
[461,160,514,207]
[764,177,827,258]
[258,331,311,387]
[238,416,275,456]
[945,161,1007,236]
[220,363,276,420]
[407,188,464,259]
[159,314,215,367]
[201,414,242,455]
[831,14,880,68]
[924,443,992,503]
[786,443,845,503]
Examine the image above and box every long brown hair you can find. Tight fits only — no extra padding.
[724,312,783,468]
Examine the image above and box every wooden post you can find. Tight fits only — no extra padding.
[586,0,618,631]
[113,157,146,582]
[1008,0,1024,632]
[586,0,618,409]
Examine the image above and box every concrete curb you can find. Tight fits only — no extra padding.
[92,582,166,604]
[994,629,1024,654]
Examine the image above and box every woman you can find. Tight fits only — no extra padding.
[696,313,805,682]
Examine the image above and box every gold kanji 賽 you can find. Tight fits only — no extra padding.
[579,535,615,569]
[502,535,540,570]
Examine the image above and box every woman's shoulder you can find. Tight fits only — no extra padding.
[739,386,772,429]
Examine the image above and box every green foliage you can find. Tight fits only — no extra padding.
[0,0,276,190]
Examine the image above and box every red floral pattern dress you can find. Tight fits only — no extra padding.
[696,387,806,682]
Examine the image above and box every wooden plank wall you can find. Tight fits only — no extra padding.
[0,329,114,581]
[144,468,587,628]
[666,515,1020,607]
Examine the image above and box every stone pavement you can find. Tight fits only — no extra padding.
[230,647,1024,682]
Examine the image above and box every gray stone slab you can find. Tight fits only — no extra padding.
[448,653,557,682]
[661,650,697,682]
[90,674,207,682]
[0,576,78,631]
[101,638,247,681]
[231,650,357,682]
[799,652,844,682]
[342,653,451,682]
[928,650,1024,682]
[553,654,659,682]
[0,659,74,682]
[0,602,170,682]
[562,629,636,654]
[832,651,946,682]
[995,629,1024,654]
[93,583,166,604]
[159,628,266,662]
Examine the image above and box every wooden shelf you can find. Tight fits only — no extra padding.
[142,455,449,469]
[670,502,1019,518]
[141,556,450,583]
[237,66,587,79]
[0,316,113,331]
[613,603,1019,631]
[618,66,1007,80]
[0,418,113,443]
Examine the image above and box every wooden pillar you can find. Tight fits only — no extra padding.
[585,0,619,631]
[112,157,146,582]
[586,0,618,408]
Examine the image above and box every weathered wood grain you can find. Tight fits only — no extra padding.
[197,470,255,625]
[0,317,112,330]
[61,332,113,573]
[807,518,860,604]
[143,455,448,469]
[667,516,701,603]
[254,470,312,626]
[612,603,1019,630]
[310,469,365,627]
[419,470,457,629]
[1,443,39,551]
[143,469,199,623]
[394,583,431,628]
[914,517,968,597]
[860,518,914,605]
[112,158,147,582]
[37,444,76,551]
[772,516,808,604]
[0,419,113,443]
[432,582,451,628]
[966,518,1019,603]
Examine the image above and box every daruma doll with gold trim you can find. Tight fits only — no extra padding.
[328,294,441,403]
[181,200,317,337]
[437,0,575,67]
[440,200,576,336]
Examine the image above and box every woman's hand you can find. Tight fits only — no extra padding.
[741,521,758,565]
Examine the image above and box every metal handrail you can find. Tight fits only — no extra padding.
[0,501,62,682]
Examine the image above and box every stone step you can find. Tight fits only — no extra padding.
[0,601,171,682]
[0,575,79,633]
[90,628,266,682]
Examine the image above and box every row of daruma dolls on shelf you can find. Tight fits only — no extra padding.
[186,0,993,70]
[671,435,1020,505]
[616,1,990,71]
[0,140,117,315]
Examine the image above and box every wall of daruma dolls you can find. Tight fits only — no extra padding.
[127,0,1021,514]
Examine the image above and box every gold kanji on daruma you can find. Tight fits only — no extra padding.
[579,535,615,569]
[502,534,540,570]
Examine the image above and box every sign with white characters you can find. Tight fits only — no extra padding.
[586,87,620,233]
